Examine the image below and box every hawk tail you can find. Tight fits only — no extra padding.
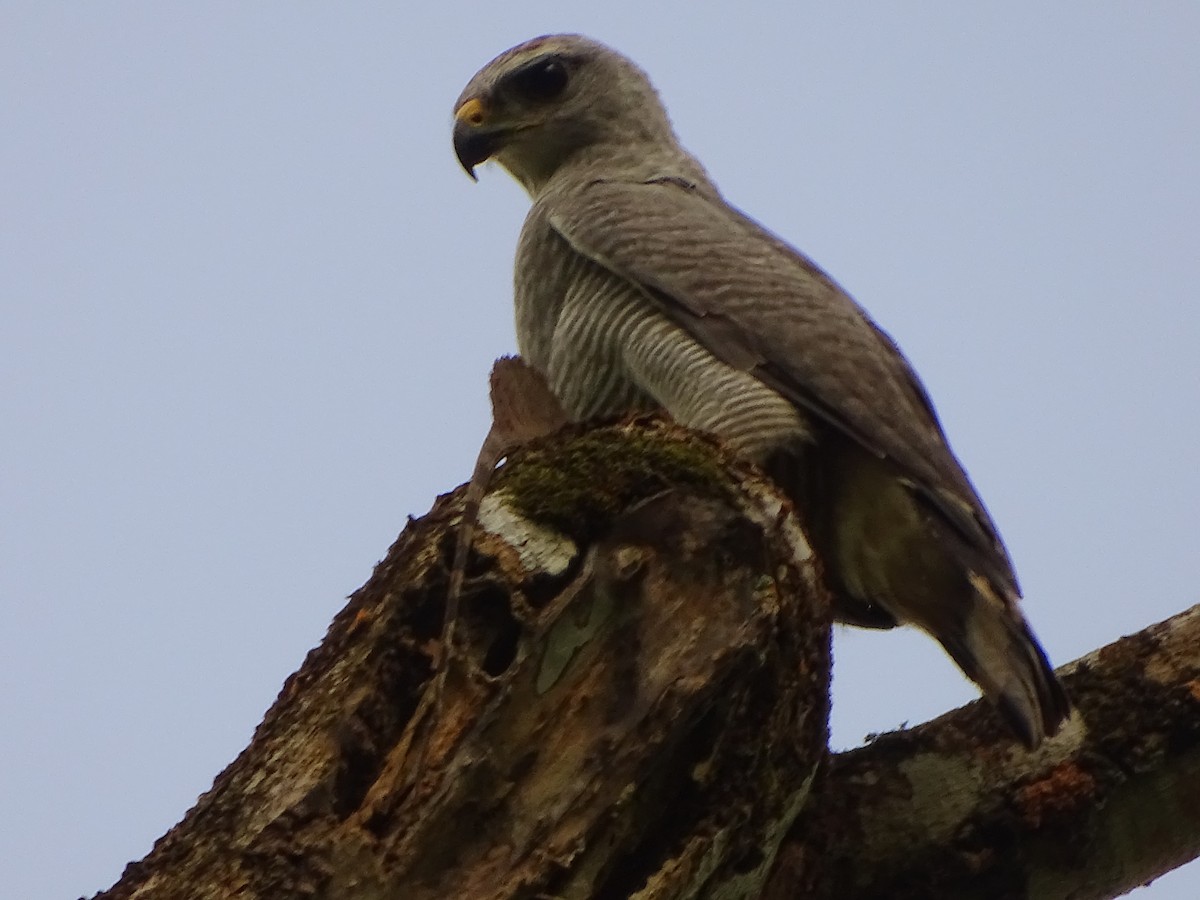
[942,576,1071,748]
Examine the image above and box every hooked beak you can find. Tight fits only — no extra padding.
[453,97,501,181]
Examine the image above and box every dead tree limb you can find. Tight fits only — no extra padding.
[91,419,1200,900]
[94,420,828,900]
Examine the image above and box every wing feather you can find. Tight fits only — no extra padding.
[542,176,1018,593]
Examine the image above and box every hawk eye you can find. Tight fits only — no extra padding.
[508,58,569,102]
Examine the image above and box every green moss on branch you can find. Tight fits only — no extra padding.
[493,418,736,540]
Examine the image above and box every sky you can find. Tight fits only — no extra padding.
[2,4,1198,898]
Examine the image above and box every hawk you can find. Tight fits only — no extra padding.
[452,34,1069,746]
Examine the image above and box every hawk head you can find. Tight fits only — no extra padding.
[452,34,677,195]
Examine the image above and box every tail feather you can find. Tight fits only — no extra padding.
[778,437,1071,747]
[942,573,1071,748]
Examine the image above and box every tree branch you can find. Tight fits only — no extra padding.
[768,605,1200,899]
[94,420,828,900]
[91,420,1200,900]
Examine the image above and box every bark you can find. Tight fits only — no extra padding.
[91,420,1200,900]
[93,419,829,900]
[767,602,1200,899]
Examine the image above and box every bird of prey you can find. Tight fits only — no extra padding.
[451,34,1070,747]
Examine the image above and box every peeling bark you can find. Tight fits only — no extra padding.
[90,420,1200,900]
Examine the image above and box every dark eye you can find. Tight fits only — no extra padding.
[507,58,569,102]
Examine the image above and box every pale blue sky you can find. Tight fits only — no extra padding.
[3,4,1198,897]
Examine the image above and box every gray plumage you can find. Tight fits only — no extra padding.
[452,34,1069,746]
